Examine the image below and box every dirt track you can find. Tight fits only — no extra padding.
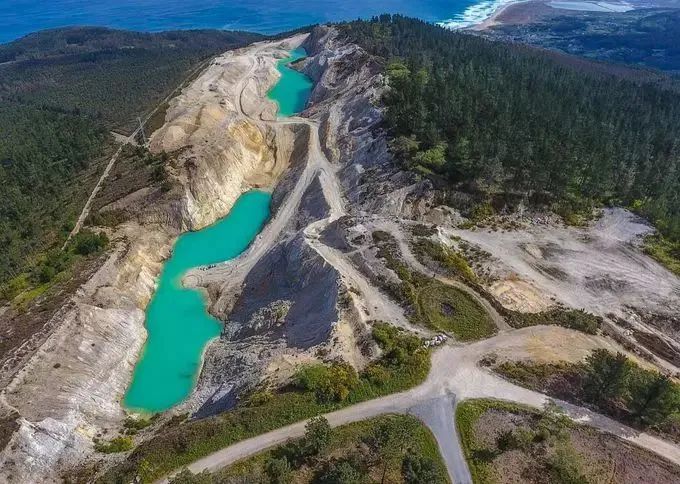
[162,36,680,484]
[160,326,680,484]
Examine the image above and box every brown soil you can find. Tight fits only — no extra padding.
[633,330,680,368]
[473,405,680,484]
[0,253,107,387]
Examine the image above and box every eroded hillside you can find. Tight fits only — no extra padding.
[1,20,680,484]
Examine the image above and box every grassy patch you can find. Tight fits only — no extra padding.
[493,360,573,390]
[412,238,476,281]
[644,234,680,277]
[371,231,495,340]
[94,436,134,454]
[100,326,430,483]
[415,282,495,341]
[190,414,449,484]
[493,350,680,442]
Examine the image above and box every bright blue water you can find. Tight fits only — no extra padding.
[124,190,271,412]
[1,0,510,44]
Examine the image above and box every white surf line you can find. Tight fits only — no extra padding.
[437,0,522,30]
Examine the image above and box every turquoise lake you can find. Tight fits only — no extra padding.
[267,47,313,117]
[125,47,313,412]
[124,190,272,412]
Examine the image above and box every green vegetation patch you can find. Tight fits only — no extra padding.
[0,228,109,308]
[371,231,495,340]
[507,308,601,335]
[644,234,680,277]
[415,282,495,341]
[494,349,680,441]
[412,238,476,282]
[173,414,448,484]
[94,436,134,454]
[100,324,430,483]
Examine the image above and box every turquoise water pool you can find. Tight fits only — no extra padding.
[267,47,313,117]
[124,190,272,412]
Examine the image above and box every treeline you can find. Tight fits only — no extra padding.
[0,103,106,286]
[580,349,680,429]
[0,27,260,291]
[170,415,446,484]
[0,27,262,131]
[497,349,680,436]
[340,16,680,239]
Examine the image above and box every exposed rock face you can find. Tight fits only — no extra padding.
[300,26,434,219]
[192,233,339,417]
[0,37,309,483]
[1,26,405,482]
[1,223,172,483]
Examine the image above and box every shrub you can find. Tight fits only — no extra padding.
[247,390,274,407]
[295,362,359,403]
[546,443,589,484]
[413,238,476,281]
[317,459,365,484]
[72,229,109,255]
[303,416,332,456]
[94,436,134,453]
[265,457,291,484]
[509,308,601,335]
[123,416,155,434]
[469,202,494,222]
[88,209,128,228]
[364,364,391,386]
[402,454,444,483]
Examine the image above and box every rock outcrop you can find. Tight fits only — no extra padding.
[0,36,310,484]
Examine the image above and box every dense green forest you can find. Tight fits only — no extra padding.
[0,27,261,292]
[340,16,680,245]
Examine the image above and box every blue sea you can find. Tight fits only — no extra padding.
[0,0,517,44]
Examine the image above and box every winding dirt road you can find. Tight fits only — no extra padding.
[63,59,212,249]
[161,327,680,484]
[164,37,680,484]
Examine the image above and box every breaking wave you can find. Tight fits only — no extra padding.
[437,0,519,29]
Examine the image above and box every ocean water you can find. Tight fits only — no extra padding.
[124,190,271,412]
[1,0,518,44]
[267,47,314,117]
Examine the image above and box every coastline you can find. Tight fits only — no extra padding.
[471,0,535,31]
[465,0,643,32]
[436,0,533,31]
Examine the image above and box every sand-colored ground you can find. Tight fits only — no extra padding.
[441,208,680,372]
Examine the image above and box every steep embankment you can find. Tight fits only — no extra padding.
[0,36,305,483]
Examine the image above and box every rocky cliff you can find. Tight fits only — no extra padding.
[0,36,310,484]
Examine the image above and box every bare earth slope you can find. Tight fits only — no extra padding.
[0,35,310,484]
[3,24,680,484]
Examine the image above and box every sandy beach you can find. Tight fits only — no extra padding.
[472,0,558,30]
